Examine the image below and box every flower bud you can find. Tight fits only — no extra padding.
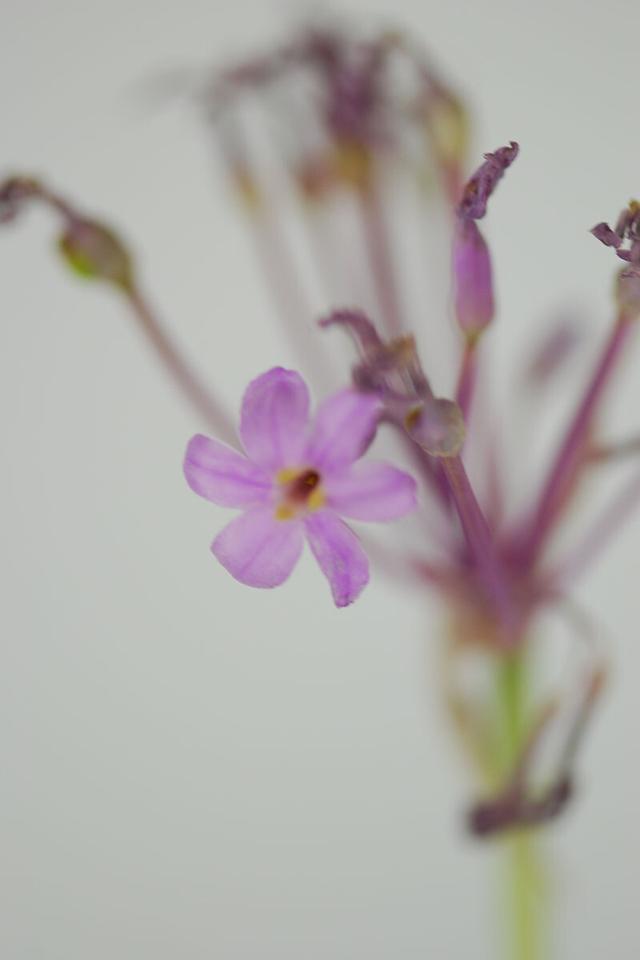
[406,397,465,457]
[452,219,494,335]
[57,218,133,291]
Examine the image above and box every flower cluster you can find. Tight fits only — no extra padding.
[1,22,637,845]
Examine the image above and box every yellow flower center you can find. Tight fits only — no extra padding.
[275,467,325,520]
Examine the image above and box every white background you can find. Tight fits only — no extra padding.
[1,0,639,957]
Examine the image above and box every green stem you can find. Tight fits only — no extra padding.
[497,654,547,960]
[505,832,543,960]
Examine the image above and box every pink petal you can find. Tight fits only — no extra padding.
[305,389,381,472]
[304,511,369,607]
[212,506,304,588]
[325,462,418,521]
[240,368,310,471]
[184,435,271,506]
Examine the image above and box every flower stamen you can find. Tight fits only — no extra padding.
[275,467,325,519]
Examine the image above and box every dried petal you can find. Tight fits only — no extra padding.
[591,201,640,264]
[457,141,519,220]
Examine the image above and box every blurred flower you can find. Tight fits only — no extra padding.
[592,200,640,317]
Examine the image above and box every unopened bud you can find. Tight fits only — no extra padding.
[406,397,465,457]
[57,219,133,291]
[452,219,494,335]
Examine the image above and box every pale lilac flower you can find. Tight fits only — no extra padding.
[183,367,417,606]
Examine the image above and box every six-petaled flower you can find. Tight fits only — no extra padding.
[184,367,418,606]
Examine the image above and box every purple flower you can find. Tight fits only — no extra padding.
[184,367,418,606]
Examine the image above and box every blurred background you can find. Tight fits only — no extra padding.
[1,0,639,957]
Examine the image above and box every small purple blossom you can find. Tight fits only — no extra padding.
[184,367,417,606]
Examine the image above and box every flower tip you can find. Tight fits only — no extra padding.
[0,176,39,224]
[591,222,620,248]
[457,140,519,220]
[332,571,369,608]
[591,201,640,265]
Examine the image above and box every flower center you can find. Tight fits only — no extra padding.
[275,467,325,520]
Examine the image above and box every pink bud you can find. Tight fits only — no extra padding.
[452,219,494,335]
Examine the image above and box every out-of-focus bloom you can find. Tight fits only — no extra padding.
[592,200,640,317]
[183,367,417,606]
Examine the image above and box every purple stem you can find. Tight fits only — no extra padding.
[520,316,633,563]
[357,181,405,338]
[455,340,478,421]
[554,467,640,584]
[126,286,236,445]
[440,455,518,641]
[249,211,334,394]
[1,179,235,443]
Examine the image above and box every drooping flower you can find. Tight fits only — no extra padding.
[183,367,417,606]
[452,141,519,337]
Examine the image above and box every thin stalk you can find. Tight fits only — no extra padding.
[497,654,546,960]
[216,121,334,392]
[504,832,544,960]
[125,285,236,444]
[357,180,405,338]
[441,456,517,642]
[521,315,632,562]
[248,210,335,394]
[554,466,640,584]
[456,338,479,421]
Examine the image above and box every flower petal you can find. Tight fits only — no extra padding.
[325,462,418,521]
[184,434,271,506]
[304,511,369,607]
[240,367,310,471]
[305,389,381,472]
[212,506,304,588]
